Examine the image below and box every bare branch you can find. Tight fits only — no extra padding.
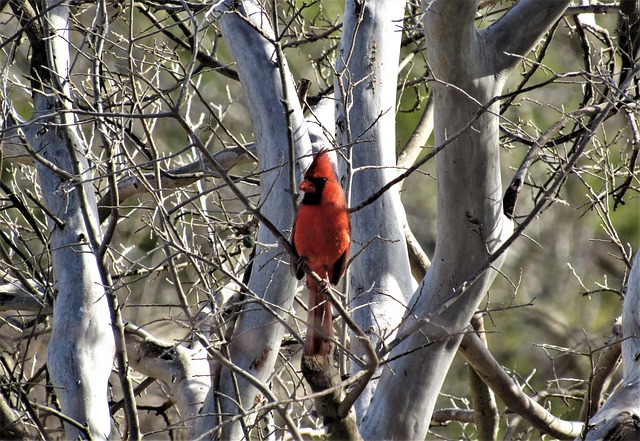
[459,332,583,439]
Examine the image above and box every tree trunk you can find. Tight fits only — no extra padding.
[20,1,116,438]
[335,0,414,419]
[360,1,571,439]
[195,1,310,439]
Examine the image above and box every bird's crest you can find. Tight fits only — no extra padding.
[304,149,336,179]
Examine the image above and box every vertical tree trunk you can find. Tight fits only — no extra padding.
[335,0,414,418]
[20,1,116,438]
[195,1,310,439]
[360,1,571,439]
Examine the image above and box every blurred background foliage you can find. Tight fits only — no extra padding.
[0,0,639,438]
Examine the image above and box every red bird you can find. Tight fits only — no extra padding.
[292,149,351,356]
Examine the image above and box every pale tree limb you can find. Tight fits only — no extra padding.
[459,332,583,439]
[335,0,414,421]
[431,408,475,425]
[194,1,311,439]
[95,144,258,223]
[305,97,336,154]
[360,1,571,439]
[89,2,142,438]
[396,93,434,173]
[581,253,640,440]
[0,281,50,313]
[468,315,498,441]
[404,220,431,282]
[398,97,434,280]
[444,56,629,438]
[124,324,210,439]
[10,0,116,438]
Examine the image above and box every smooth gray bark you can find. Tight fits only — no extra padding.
[21,2,115,439]
[125,325,210,439]
[360,1,571,439]
[31,87,115,441]
[335,0,414,419]
[195,1,310,439]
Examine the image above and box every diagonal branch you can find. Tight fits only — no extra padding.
[459,332,583,439]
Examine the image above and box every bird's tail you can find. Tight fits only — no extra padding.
[304,280,333,356]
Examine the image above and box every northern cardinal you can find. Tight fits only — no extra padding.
[292,149,351,356]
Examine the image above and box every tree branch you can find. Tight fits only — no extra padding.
[487,0,572,73]
[96,144,258,223]
[459,332,583,439]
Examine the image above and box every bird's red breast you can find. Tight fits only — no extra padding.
[292,149,351,284]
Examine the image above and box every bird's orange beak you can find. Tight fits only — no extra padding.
[299,179,316,193]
